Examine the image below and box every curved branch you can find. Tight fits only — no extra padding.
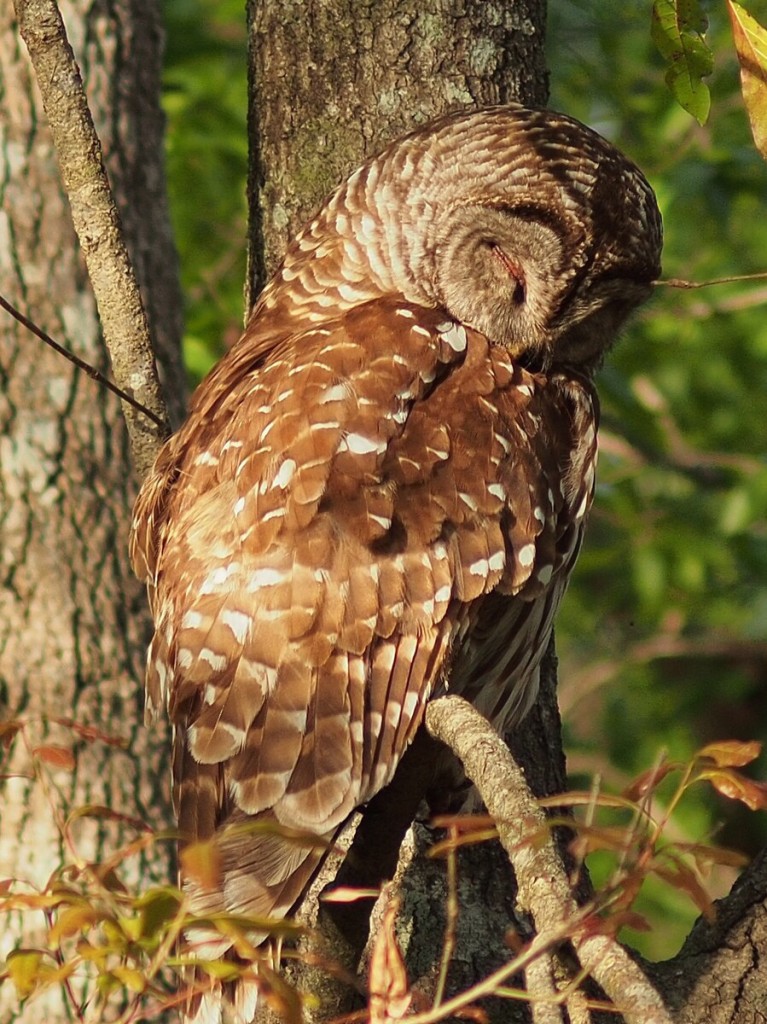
[424,695,673,1024]
[12,0,170,480]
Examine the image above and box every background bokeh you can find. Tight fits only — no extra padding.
[161,0,767,959]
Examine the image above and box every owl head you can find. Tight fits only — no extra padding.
[263,105,663,371]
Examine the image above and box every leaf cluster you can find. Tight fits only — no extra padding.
[3,714,761,1021]
[547,0,767,954]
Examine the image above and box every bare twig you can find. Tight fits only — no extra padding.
[12,0,170,479]
[432,825,458,1008]
[424,696,673,1024]
[656,270,767,289]
[0,294,165,430]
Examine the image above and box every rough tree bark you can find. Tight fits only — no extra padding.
[0,2,183,1020]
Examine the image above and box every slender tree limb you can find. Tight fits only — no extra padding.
[424,695,673,1024]
[0,293,165,430]
[12,0,170,480]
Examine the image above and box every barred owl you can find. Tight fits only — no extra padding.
[130,104,662,1019]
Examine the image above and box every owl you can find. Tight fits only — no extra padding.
[130,104,662,1020]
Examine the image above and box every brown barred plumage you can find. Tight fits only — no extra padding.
[130,104,662,1022]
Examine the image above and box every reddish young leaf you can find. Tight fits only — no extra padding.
[653,860,715,920]
[675,841,749,871]
[611,910,652,934]
[368,897,411,1023]
[622,760,679,801]
[539,790,638,813]
[50,716,129,748]
[567,824,645,859]
[699,767,767,811]
[454,1007,490,1022]
[504,927,525,953]
[66,803,151,833]
[430,814,495,831]
[322,886,380,903]
[32,745,75,771]
[0,719,24,750]
[697,738,762,768]
[581,908,652,938]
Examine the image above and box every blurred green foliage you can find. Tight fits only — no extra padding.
[163,0,248,381]
[161,0,767,960]
[548,0,767,957]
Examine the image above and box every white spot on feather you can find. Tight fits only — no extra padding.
[494,432,513,455]
[181,610,207,630]
[272,459,297,489]
[338,432,385,455]
[518,543,536,568]
[261,507,285,522]
[488,550,505,572]
[402,690,420,719]
[320,383,348,404]
[221,610,251,644]
[439,323,468,353]
[537,564,554,585]
[200,648,227,671]
[200,563,242,594]
[177,648,194,670]
[245,567,286,591]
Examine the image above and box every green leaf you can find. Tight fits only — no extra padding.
[48,904,104,943]
[651,0,713,123]
[135,887,183,939]
[4,950,44,999]
[727,1,767,161]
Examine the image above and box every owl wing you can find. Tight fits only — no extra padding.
[130,297,595,923]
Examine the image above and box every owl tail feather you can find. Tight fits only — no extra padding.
[177,787,332,1022]
[185,973,260,1024]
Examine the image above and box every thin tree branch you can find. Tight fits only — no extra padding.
[424,696,673,1024]
[12,0,170,480]
[656,270,767,289]
[0,293,165,430]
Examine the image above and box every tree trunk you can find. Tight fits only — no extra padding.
[0,2,183,1020]
[246,3,552,1021]
[246,0,549,301]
